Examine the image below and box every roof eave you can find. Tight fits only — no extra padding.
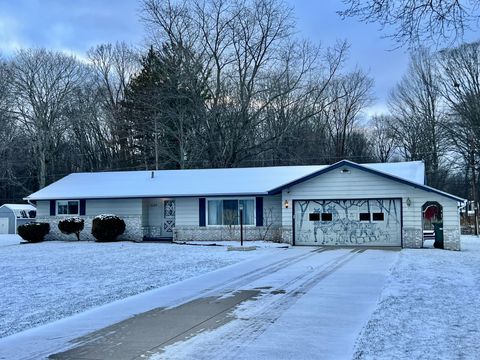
[24,191,271,201]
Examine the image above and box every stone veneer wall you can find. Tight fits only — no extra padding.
[444,228,461,251]
[402,227,423,248]
[36,215,143,242]
[142,225,163,238]
[174,225,288,243]
[281,226,293,245]
[403,226,461,250]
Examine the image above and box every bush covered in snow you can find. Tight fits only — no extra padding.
[92,214,125,242]
[58,217,84,241]
[17,222,50,243]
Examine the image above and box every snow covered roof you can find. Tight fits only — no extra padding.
[25,160,430,201]
[0,204,36,218]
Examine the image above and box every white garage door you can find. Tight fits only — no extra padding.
[0,218,9,234]
[294,199,402,247]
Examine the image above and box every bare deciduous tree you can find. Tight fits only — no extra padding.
[141,0,350,168]
[438,41,480,146]
[88,42,139,167]
[323,69,374,160]
[9,49,86,188]
[388,48,448,186]
[339,0,479,47]
[369,114,397,162]
[438,41,480,199]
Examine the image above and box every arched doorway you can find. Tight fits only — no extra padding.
[422,201,443,248]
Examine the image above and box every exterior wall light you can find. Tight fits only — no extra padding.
[284,200,289,209]
[406,197,412,207]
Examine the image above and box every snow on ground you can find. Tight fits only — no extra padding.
[354,235,480,359]
[0,235,270,338]
[150,248,399,360]
[173,240,289,248]
[0,234,22,247]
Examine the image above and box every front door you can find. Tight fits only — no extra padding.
[162,200,175,237]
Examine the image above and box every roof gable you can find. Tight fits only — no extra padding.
[268,160,464,202]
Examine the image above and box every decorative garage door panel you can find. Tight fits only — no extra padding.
[294,199,401,246]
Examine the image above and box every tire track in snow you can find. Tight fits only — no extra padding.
[151,249,362,359]
[167,247,331,308]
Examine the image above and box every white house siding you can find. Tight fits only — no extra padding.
[84,199,142,216]
[36,201,50,217]
[263,195,282,226]
[280,165,460,249]
[175,197,199,226]
[173,195,283,242]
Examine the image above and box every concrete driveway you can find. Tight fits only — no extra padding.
[45,246,399,360]
[0,246,399,360]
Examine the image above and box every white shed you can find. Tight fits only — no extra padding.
[0,204,36,234]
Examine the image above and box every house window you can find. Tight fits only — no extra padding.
[359,213,370,221]
[57,200,79,216]
[321,213,333,221]
[207,199,254,225]
[309,213,320,221]
[373,212,384,221]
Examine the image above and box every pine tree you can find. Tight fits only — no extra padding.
[122,42,208,169]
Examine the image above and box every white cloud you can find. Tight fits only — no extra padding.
[0,15,25,55]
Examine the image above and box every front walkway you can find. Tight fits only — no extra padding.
[45,247,399,360]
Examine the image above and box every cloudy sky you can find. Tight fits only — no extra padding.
[0,0,423,114]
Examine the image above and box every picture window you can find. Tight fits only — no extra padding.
[56,200,79,216]
[207,199,254,225]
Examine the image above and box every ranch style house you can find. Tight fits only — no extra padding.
[24,160,464,250]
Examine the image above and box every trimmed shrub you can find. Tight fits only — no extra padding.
[17,222,50,243]
[92,214,126,242]
[58,217,84,240]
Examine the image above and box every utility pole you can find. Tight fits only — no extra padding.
[471,146,479,235]
[154,117,159,171]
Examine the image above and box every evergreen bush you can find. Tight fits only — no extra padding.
[58,217,84,240]
[92,214,126,242]
[17,222,50,243]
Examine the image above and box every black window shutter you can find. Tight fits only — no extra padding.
[50,200,56,216]
[199,198,206,227]
[256,197,264,226]
[79,199,86,216]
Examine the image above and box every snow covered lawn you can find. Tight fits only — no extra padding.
[354,235,480,359]
[0,235,273,338]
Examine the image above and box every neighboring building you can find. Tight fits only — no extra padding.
[24,160,464,250]
[0,204,36,234]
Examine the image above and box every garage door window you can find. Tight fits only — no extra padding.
[309,213,320,221]
[373,213,384,221]
[321,213,333,221]
[359,213,370,221]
